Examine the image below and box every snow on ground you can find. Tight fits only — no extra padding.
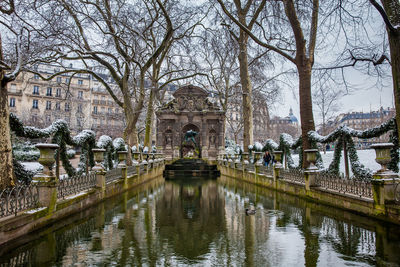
[292,149,383,176]
[21,162,42,172]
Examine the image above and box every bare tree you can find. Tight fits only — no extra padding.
[143,3,207,147]
[217,0,320,167]
[0,1,21,188]
[213,0,268,152]
[312,74,343,136]
[369,0,400,138]
[18,0,173,163]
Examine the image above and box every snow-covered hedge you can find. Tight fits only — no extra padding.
[67,149,76,159]
[10,113,96,179]
[246,118,397,180]
[97,135,114,170]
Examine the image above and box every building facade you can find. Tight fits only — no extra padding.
[7,64,125,138]
[328,107,396,148]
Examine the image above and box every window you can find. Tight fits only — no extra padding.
[10,84,17,93]
[55,102,60,110]
[56,77,62,83]
[46,101,51,110]
[101,107,105,114]
[65,78,70,83]
[65,103,70,111]
[92,118,97,127]
[46,87,52,96]
[32,99,39,109]
[108,108,112,114]
[9,98,15,107]
[78,79,83,85]
[93,106,98,114]
[33,86,39,95]
[77,104,82,113]
[78,91,83,99]
[56,88,62,97]
[34,74,39,80]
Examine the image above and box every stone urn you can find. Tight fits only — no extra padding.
[92,148,106,171]
[242,153,249,164]
[370,143,396,175]
[132,152,140,164]
[273,151,283,168]
[117,151,128,167]
[35,143,59,179]
[254,152,263,165]
[304,149,319,171]
[142,152,149,164]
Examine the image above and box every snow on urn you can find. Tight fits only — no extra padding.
[92,148,106,171]
[273,151,283,167]
[35,143,59,177]
[370,143,394,174]
[304,149,319,171]
[117,151,128,167]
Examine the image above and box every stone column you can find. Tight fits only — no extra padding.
[118,151,128,188]
[370,143,400,214]
[304,149,319,192]
[273,151,283,187]
[92,148,106,198]
[32,143,59,213]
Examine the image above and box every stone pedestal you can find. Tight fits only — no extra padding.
[32,143,59,212]
[305,170,319,191]
[372,172,400,213]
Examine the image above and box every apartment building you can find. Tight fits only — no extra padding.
[7,64,125,138]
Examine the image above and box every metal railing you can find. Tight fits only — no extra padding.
[258,165,273,176]
[280,169,305,184]
[0,184,38,218]
[127,165,137,177]
[316,172,373,199]
[105,168,121,184]
[57,172,97,199]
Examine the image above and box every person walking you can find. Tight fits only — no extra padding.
[263,151,272,167]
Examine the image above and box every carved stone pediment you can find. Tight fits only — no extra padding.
[160,85,221,112]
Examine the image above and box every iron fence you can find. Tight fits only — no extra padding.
[57,172,97,199]
[0,184,38,218]
[258,165,273,176]
[105,168,121,184]
[316,172,373,199]
[280,169,305,184]
[0,249,33,267]
[245,164,255,173]
[127,165,137,177]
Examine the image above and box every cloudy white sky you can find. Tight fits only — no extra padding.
[274,69,394,125]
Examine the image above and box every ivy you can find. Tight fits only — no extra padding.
[10,113,96,179]
[97,135,114,170]
[247,117,398,181]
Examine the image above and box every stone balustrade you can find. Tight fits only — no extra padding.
[0,146,166,220]
[218,144,400,223]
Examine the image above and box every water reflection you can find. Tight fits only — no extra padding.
[1,176,400,266]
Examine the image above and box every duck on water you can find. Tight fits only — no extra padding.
[245,208,256,216]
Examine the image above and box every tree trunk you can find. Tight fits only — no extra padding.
[381,0,400,141]
[0,43,15,189]
[238,34,254,152]
[144,89,155,148]
[297,62,316,168]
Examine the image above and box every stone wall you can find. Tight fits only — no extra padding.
[218,164,400,224]
[0,163,164,246]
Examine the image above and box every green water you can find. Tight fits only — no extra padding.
[1,176,400,267]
